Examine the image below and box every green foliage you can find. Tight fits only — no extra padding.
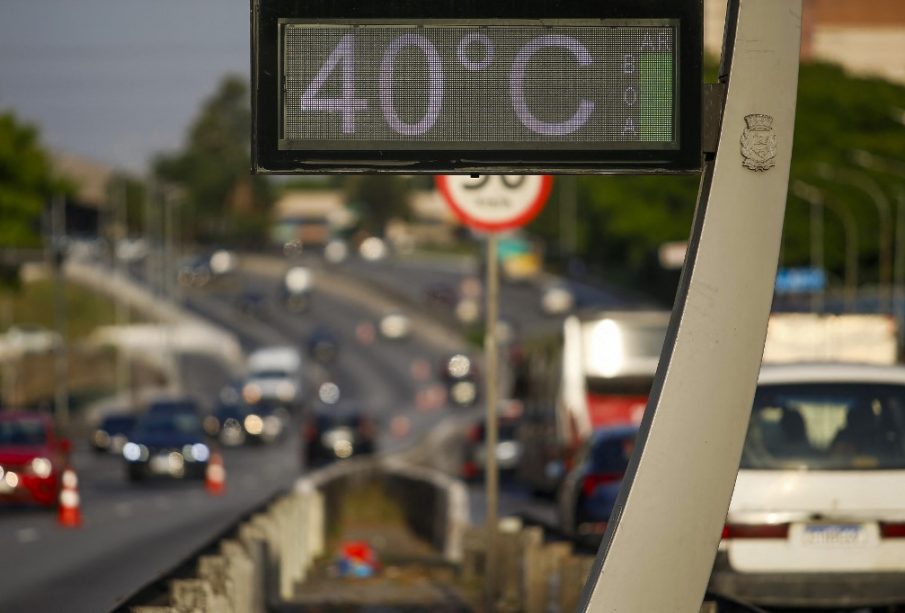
[153,75,271,243]
[529,60,905,297]
[0,113,57,250]
[345,175,411,235]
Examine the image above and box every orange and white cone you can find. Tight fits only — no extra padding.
[205,450,226,496]
[57,467,82,528]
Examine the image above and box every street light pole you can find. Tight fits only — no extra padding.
[852,150,905,343]
[817,162,892,312]
[795,181,859,312]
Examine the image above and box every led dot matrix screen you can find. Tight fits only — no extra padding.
[280,23,677,150]
[252,0,702,174]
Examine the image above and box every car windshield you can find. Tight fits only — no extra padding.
[250,370,290,380]
[149,400,198,414]
[741,383,905,470]
[0,419,46,446]
[102,416,136,432]
[135,414,203,437]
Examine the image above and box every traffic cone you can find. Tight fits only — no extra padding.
[57,467,82,528]
[205,450,226,496]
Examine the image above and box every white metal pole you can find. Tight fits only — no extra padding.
[580,1,802,610]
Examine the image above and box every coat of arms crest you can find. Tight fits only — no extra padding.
[740,114,776,171]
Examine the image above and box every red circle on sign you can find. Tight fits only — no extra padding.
[435,175,553,233]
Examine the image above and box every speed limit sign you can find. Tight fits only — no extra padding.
[435,175,553,233]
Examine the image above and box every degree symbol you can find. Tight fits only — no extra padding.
[457,33,494,71]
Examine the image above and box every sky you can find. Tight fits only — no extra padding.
[0,0,249,173]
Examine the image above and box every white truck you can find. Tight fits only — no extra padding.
[243,346,304,408]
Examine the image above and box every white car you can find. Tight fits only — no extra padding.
[243,347,304,407]
[710,363,905,609]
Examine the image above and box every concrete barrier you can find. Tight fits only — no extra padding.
[125,458,465,612]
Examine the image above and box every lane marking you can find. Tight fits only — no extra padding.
[16,527,39,544]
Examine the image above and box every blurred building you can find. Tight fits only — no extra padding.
[50,151,115,237]
[705,0,905,84]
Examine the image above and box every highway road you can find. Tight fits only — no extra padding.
[1,249,629,612]
[0,253,542,612]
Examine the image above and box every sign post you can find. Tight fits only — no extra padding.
[436,174,551,608]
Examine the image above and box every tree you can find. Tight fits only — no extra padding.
[345,175,411,236]
[0,113,62,292]
[529,60,905,299]
[154,75,271,244]
[0,113,57,249]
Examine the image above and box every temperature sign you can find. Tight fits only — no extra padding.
[252,0,702,174]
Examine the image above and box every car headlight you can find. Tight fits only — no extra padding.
[93,430,111,448]
[29,457,53,479]
[123,442,149,462]
[284,267,312,293]
[191,443,210,462]
[276,381,297,402]
[243,383,262,405]
[244,414,264,435]
[451,381,477,404]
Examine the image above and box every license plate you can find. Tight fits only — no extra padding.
[801,523,869,546]
[0,480,11,493]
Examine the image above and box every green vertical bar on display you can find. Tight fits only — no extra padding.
[640,53,674,142]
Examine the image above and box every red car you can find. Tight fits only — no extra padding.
[0,412,71,507]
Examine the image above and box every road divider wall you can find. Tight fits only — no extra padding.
[123,458,468,612]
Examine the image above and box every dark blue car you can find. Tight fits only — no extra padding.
[558,425,639,542]
[123,408,211,482]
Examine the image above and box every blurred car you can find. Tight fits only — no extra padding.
[244,346,304,408]
[242,401,290,444]
[146,396,203,418]
[461,414,523,481]
[303,405,377,466]
[378,312,411,340]
[177,254,212,288]
[280,266,313,313]
[91,413,137,455]
[557,424,639,541]
[203,403,248,447]
[441,353,480,407]
[123,407,210,482]
[0,412,71,507]
[710,363,905,609]
[236,289,268,318]
[358,236,388,261]
[541,283,575,316]
[307,326,340,364]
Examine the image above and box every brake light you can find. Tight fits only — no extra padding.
[581,472,623,497]
[880,522,905,538]
[721,523,790,539]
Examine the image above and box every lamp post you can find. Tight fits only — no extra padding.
[817,162,892,313]
[794,181,859,312]
[852,149,905,348]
